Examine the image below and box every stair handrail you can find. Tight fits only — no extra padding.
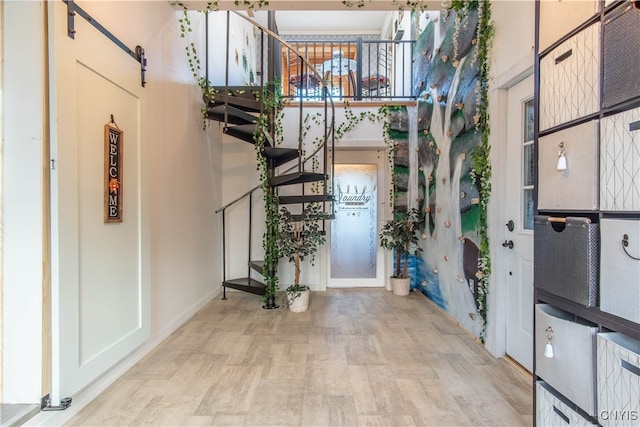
[214,12,337,214]
[232,12,336,173]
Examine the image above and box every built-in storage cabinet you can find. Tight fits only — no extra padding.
[534,1,640,425]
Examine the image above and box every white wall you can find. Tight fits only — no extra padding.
[3,0,222,406]
[490,0,535,85]
[207,11,263,86]
[485,0,535,357]
[2,0,45,403]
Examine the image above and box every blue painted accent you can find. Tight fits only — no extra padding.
[413,256,447,310]
[393,253,447,310]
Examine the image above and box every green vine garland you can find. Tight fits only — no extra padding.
[335,104,396,206]
[450,0,493,342]
[253,81,283,303]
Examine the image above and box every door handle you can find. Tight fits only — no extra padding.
[502,240,514,249]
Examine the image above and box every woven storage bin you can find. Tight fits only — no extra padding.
[535,304,598,417]
[597,333,640,427]
[603,3,640,108]
[539,23,600,131]
[536,381,597,426]
[538,120,599,211]
[534,216,599,307]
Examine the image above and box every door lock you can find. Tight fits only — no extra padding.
[502,240,514,249]
[505,220,515,232]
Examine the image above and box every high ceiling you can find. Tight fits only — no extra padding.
[174,0,442,37]
[274,10,392,34]
[175,1,440,11]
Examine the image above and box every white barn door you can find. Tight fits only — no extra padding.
[49,1,149,398]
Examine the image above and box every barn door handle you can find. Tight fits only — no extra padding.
[629,120,640,132]
[622,234,640,261]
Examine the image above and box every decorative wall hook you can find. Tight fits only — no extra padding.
[556,142,567,171]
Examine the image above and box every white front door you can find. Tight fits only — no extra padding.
[327,149,386,288]
[504,74,535,372]
[50,1,149,398]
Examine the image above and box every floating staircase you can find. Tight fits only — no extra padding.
[208,13,336,304]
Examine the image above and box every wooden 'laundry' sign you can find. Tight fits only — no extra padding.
[104,120,123,222]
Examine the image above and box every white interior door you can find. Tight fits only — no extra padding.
[504,74,535,372]
[327,149,386,288]
[50,1,149,398]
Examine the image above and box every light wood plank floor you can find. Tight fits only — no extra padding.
[66,289,532,426]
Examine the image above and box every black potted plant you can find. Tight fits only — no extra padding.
[379,207,424,295]
[277,203,326,312]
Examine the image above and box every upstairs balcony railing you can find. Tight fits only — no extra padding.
[281,38,416,101]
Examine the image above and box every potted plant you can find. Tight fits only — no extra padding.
[379,207,424,296]
[277,203,326,312]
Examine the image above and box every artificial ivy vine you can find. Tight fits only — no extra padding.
[450,0,493,342]
[335,104,396,207]
[253,80,283,305]
[341,0,430,14]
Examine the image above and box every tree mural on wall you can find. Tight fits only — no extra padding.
[390,1,492,340]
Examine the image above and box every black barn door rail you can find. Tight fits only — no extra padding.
[63,0,147,87]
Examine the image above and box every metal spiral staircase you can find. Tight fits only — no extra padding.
[211,11,336,304]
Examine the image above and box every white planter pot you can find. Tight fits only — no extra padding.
[288,289,310,313]
[390,277,411,296]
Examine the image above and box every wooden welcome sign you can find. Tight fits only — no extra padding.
[104,120,123,222]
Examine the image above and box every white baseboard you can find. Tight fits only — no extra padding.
[25,288,220,426]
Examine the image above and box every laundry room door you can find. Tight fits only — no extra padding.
[49,1,149,398]
[504,74,535,372]
[327,149,386,288]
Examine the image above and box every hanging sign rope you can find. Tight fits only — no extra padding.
[104,115,124,222]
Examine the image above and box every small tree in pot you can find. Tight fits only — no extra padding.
[379,207,424,295]
[278,203,326,311]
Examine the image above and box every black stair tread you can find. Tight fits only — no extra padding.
[279,194,334,204]
[206,105,258,125]
[262,147,299,168]
[248,260,264,273]
[270,172,327,187]
[223,277,266,296]
[224,124,259,144]
[207,86,262,113]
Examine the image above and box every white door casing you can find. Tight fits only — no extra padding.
[504,74,535,372]
[50,1,150,398]
[327,149,387,288]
